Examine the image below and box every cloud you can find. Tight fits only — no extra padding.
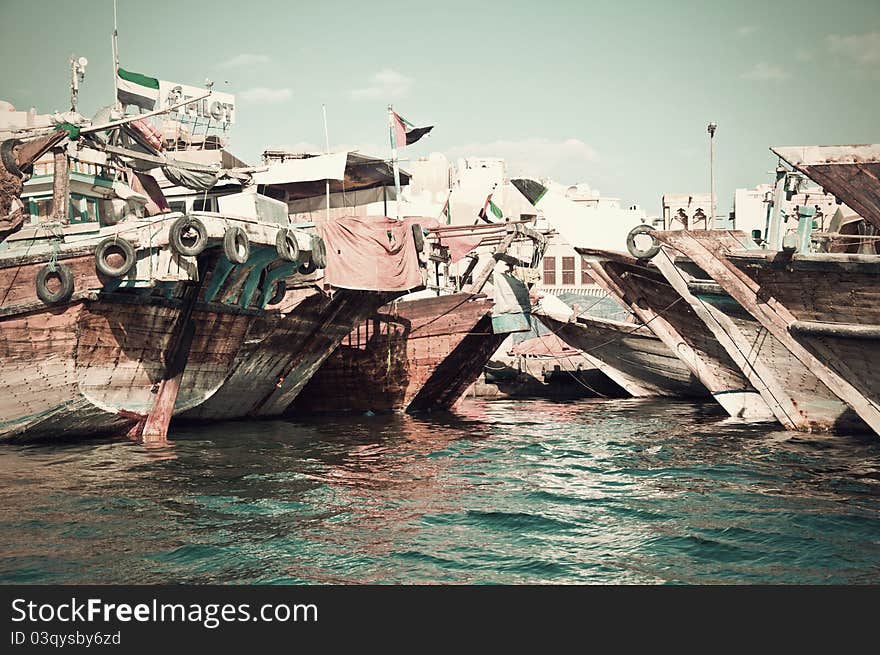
[239,87,292,102]
[219,53,271,69]
[736,25,759,37]
[795,49,813,62]
[827,31,880,65]
[446,137,600,181]
[351,69,412,100]
[739,62,789,80]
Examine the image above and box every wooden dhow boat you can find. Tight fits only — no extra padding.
[292,220,546,413]
[640,144,880,434]
[645,236,867,432]
[0,122,423,441]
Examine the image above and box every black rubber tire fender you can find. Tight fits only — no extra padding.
[223,226,250,264]
[310,234,327,269]
[94,236,136,277]
[297,259,318,275]
[267,278,287,305]
[626,224,661,260]
[36,263,74,305]
[275,227,300,262]
[411,223,425,252]
[169,216,208,257]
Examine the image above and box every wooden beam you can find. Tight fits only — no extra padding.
[789,320,880,339]
[51,148,69,225]
[138,275,205,443]
[653,248,801,430]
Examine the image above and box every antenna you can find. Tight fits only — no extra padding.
[69,55,88,112]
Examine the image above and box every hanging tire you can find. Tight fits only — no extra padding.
[298,259,318,275]
[169,216,208,257]
[223,226,250,264]
[626,224,661,260]
[35,263,74,305]
[276,228,300,262]
[0,139,23,177]
[267,279,286,305]
[411,223,425,252]
[310,234,327,269]
[94,236,136,277]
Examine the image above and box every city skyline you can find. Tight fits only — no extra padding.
[2,0,878,216]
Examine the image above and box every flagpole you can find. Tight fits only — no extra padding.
[112,0,121,111]
[322,103,330,223]
[388,104,402,220]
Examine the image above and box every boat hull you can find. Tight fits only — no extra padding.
[179,288,396,420]
[535,313,709,398]
[580,250,773,421]
[653,229,872,433]
[291,293,506,413]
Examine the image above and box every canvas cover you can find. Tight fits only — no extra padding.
[492,272,532,334]
[319,215,424,292]
[436,231,484,263]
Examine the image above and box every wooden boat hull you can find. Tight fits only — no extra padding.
[0,231,306,440]
[653,229,872,433]
[475,358,627,399]
[0,283,252,441]
[579,249,774,421]
[179,288,396,420]
[291,293,507,413]
[534,313,709,398]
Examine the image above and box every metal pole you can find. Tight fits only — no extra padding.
[112,0,121,111]
[322,104,330,223]
[708,122,716,230]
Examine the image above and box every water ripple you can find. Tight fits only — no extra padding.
[1,398,879,583]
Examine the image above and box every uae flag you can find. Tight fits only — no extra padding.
[391,111,433,148]
[117,67,160,111]
[477,193,504,223]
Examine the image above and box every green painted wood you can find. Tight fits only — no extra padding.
[239,246,281,308]
[203,256,235,303]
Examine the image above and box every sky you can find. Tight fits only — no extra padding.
[1,0,878,216]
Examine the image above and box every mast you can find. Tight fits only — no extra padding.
[323,104,330,223]
[388,104,402,220]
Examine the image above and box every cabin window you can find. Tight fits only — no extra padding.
[562,257,575,285]
[28,197,53,221]
[168,201,187,214]
[69,194,100,224]
[543,256,556,285]
[192,197,217,212]
[581,257,591,285]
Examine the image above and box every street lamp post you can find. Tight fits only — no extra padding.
[707,122,717,230]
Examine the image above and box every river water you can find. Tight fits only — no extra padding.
[1,398,879,584]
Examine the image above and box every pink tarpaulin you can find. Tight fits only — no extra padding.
[438,232,484,264]
[319,215,425,292]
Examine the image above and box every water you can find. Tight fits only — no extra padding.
[1,398,880,584]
